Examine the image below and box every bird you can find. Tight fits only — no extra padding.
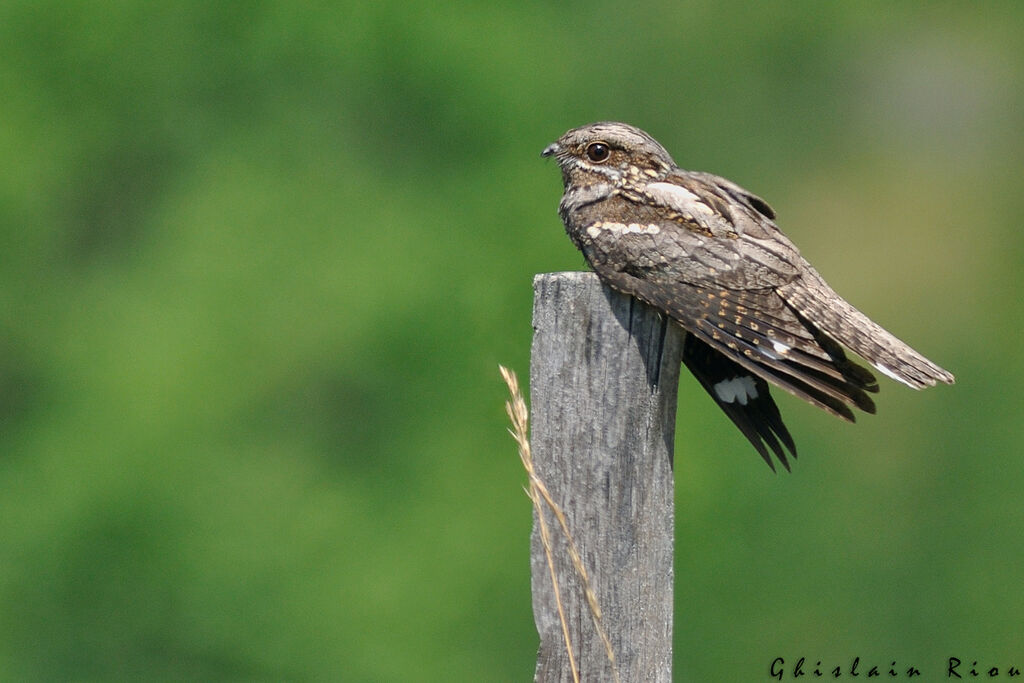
[542,121,954,471]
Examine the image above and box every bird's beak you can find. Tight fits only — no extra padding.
[541,142,560,158]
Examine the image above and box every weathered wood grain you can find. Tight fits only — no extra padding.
[529,271,683,683]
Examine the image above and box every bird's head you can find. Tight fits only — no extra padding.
[542,121,676,189]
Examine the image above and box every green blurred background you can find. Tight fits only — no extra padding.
[0,1,1021,680]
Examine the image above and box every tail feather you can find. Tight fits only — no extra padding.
[778,267,955,388]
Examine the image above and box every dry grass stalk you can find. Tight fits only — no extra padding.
[499,365,619,683]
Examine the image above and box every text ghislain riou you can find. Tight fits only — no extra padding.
[770,656,1021,679]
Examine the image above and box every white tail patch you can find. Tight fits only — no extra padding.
[874,362,917,388]
[714,376,759,405]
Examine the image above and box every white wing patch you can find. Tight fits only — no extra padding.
[760,339,791,360]
[713,376,759,405]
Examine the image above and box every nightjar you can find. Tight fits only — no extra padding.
[542,121,954,471]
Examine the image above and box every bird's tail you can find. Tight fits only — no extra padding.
[778,266,955,389]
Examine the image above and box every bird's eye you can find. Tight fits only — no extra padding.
[586,142,610,163]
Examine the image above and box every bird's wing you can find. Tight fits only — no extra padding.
[594,267,877,422]
[628,171,954,389]
[632,172,806,291]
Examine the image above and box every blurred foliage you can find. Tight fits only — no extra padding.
[0,1,1021,680]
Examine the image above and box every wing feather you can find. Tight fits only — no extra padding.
[682,333,796,471]
[597,268,878,421]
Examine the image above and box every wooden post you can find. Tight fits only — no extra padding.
[529,271,683,683]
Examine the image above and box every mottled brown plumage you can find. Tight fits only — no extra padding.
[542,121,954,470]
